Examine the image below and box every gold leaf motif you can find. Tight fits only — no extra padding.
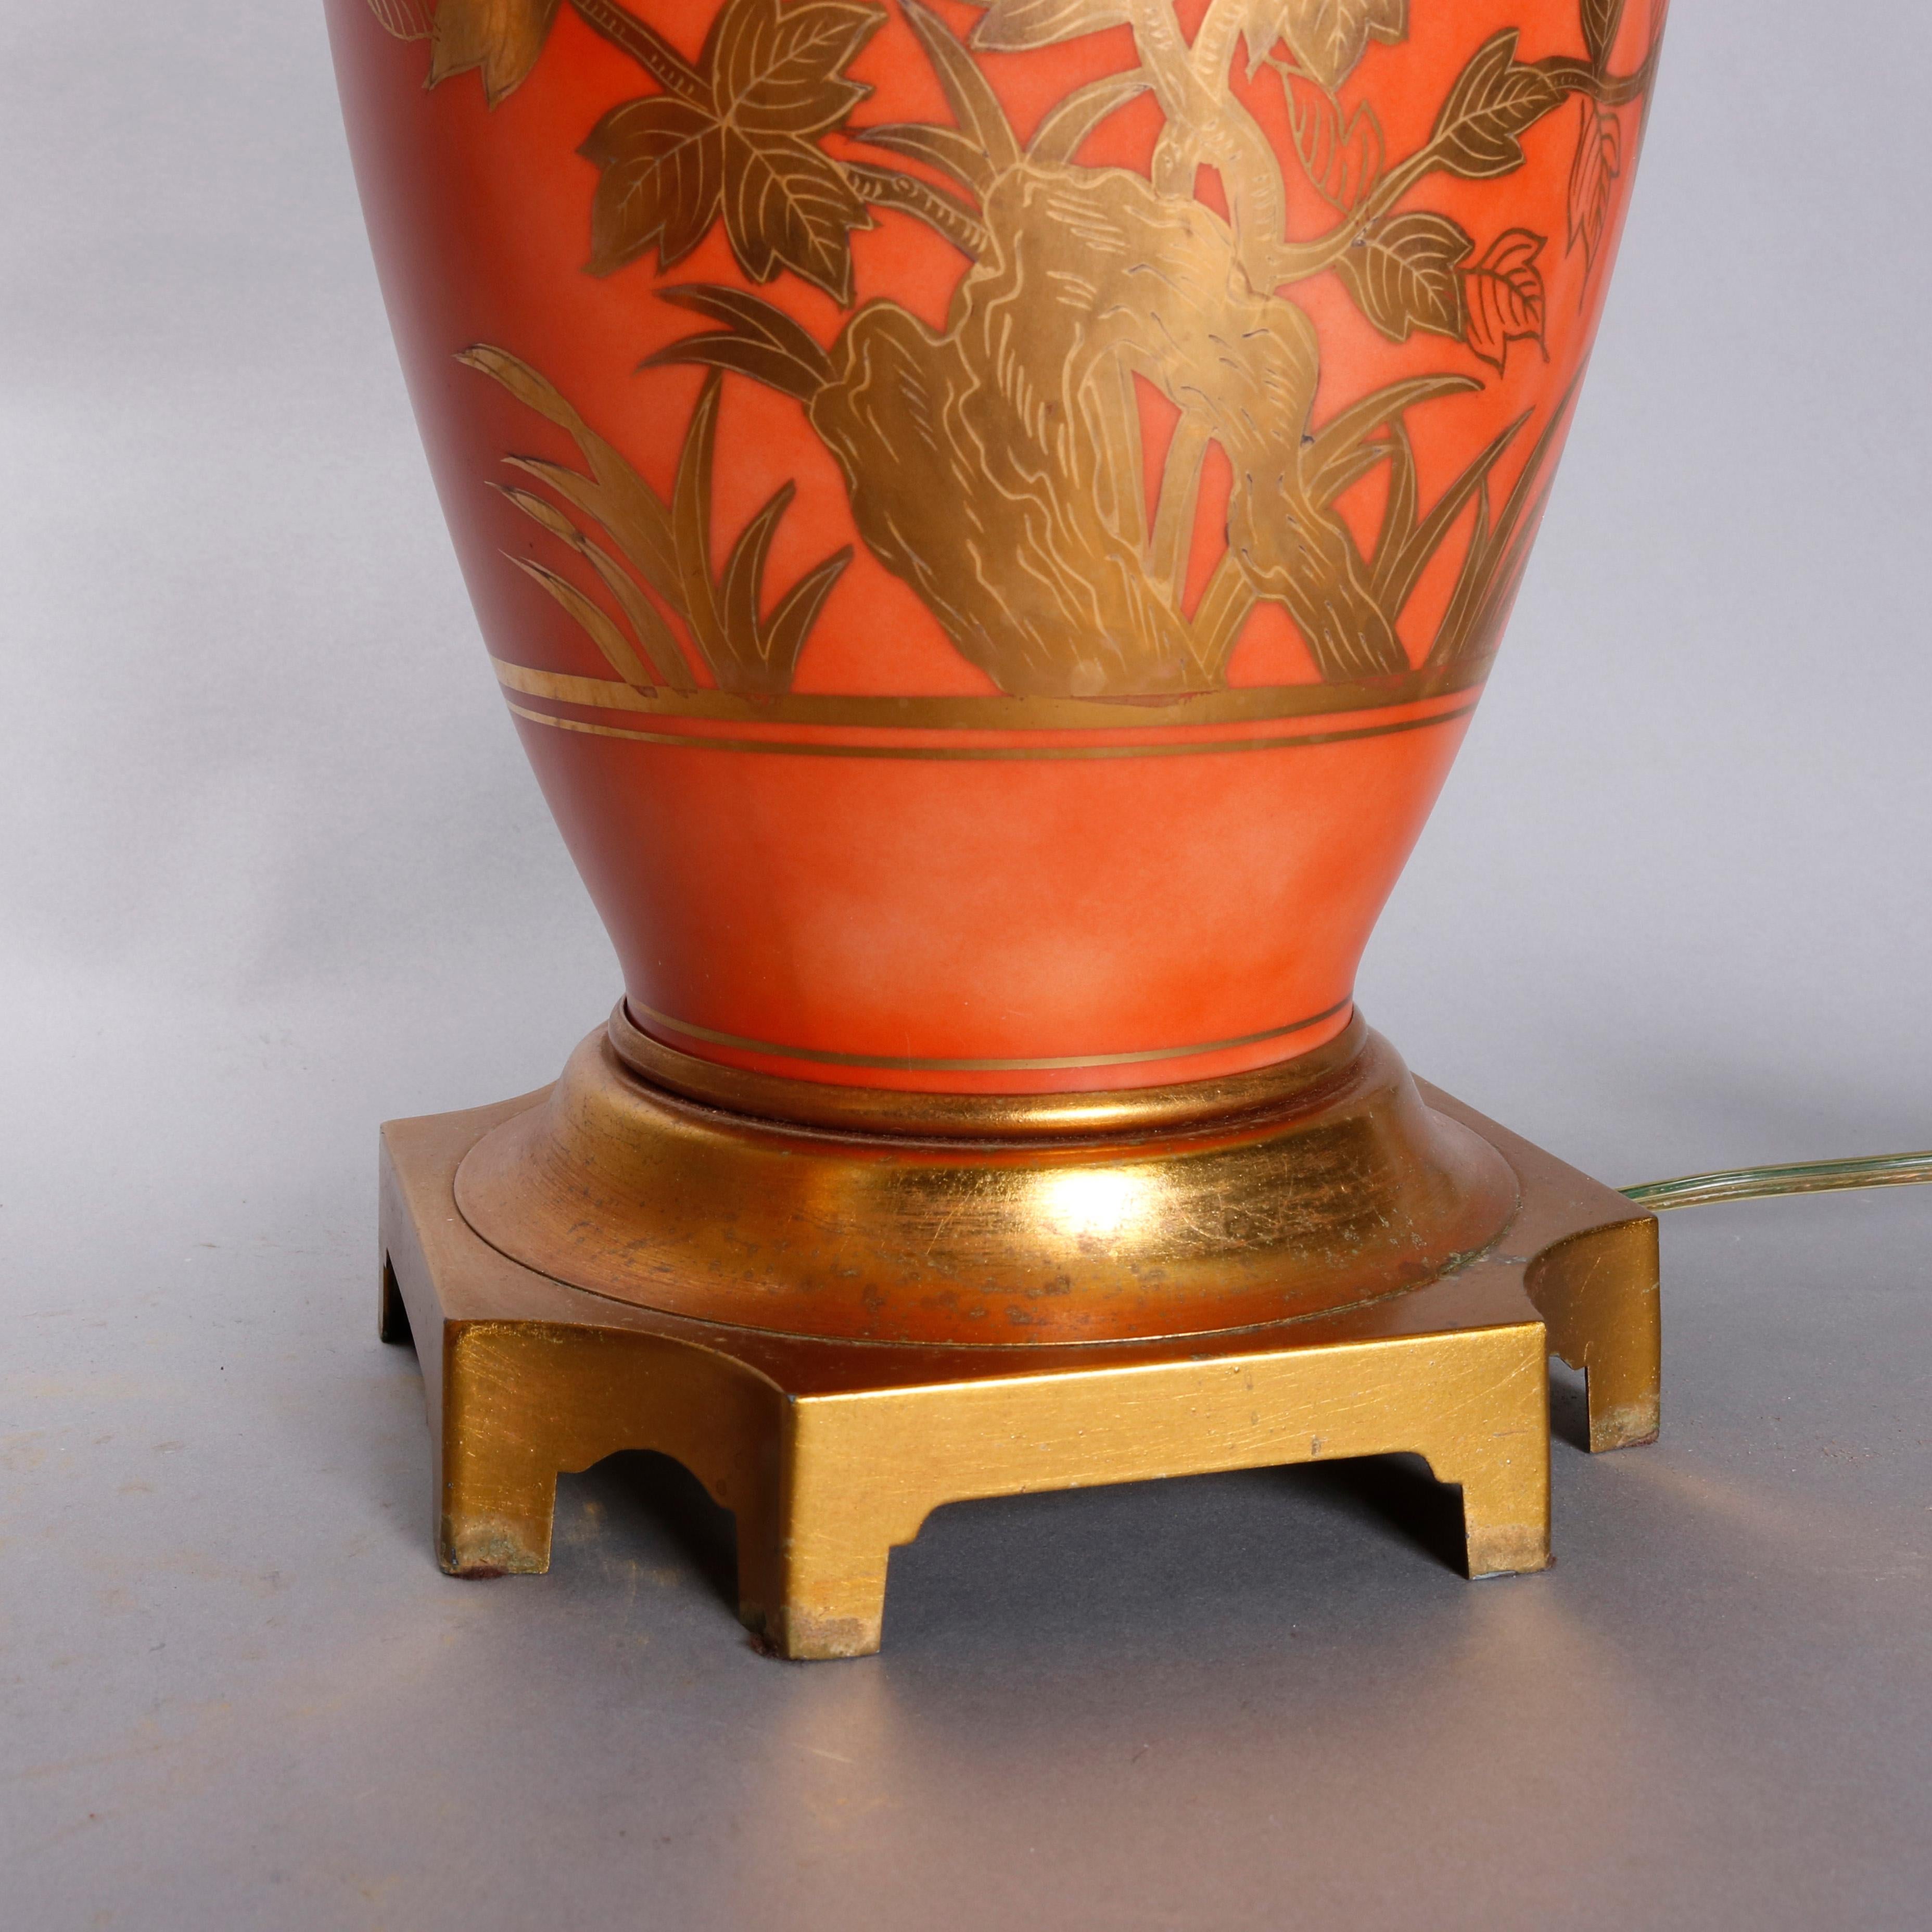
[582,97,726,276]
[1580,0,1629,70]
[721,128,873,302]
[1249,0,1407,90]
[715,0,881,138]
[580,0,884,301]
[1429,30,1566,180]
[1285,74,1384,211]
[427,0,562,107]
[1565,97,1624,269]
[1334,210,1472,342]
[1463,227,1546,371]
[965,0,1132,54]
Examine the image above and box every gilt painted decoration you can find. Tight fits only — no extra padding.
[333,0,1662,1090]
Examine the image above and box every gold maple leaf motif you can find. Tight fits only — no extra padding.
[580,0,885,303]
[1245,0,1407,88]
[367,0,885,301]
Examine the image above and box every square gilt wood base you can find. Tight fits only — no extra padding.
[379,1085,1659,1660]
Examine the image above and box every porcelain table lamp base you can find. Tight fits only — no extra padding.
[378,1009,1658,1660]
[332,0,1671,1657]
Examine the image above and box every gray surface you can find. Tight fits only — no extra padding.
[3,3,1929,1928]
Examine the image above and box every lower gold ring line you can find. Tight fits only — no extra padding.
[503,700,1479,761]
[627,996,1355,1073]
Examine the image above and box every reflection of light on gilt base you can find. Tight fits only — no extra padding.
[1040,1167,1154,1241]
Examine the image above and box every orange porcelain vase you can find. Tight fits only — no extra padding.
[333,0,1663,1343]
[329,0,1663,1095]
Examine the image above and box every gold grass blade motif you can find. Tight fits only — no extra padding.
[492,482,681,688]
[1026,71,1153,165]
[1371,412,1523,619]
[850,120,996,196]
[462,347,850,697]
[506,554,659,691]
[900,0,1022,175]
[1426,374,1582,668]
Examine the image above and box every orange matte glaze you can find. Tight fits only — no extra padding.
[327,0,1661,1091]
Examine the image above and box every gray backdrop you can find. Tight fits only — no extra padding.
[4,3,1927,1928]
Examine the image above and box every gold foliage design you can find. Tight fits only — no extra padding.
[1580,0,1628,68]
[1567,96,1624,270]
[1465,227,1547,370]
[371,0,1661,704]
[1255,0,1407,88]
[461,345,851,695]
[364,0,563,105]
[579,0,886,302]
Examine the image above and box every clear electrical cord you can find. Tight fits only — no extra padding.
[1621,1150,1932,1213]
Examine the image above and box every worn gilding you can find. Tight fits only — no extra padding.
[383,1076,1659,1658]
[452,1008,1519,1344]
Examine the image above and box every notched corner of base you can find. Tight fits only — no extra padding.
[1588,1400,1661,1455]
[438,1521,552,1580]
[379,1255,416,1347]
[1466,1525,1552,1580]
[766,1610,884,1662]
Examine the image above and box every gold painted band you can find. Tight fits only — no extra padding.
[504,699,1479,762]
[629,994,1355,1074]
[608,1000,1367,1139]
[491,657,1489,730]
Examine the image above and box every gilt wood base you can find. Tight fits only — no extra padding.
[378,1084,1659,1660]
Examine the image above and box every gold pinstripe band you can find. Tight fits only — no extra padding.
[504,700,1479,761]
[630,996,1356,1073]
